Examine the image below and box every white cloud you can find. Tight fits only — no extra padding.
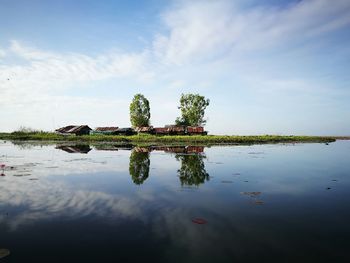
[2,40,152,85]
[152,0,350,65]
[0,40,153,108]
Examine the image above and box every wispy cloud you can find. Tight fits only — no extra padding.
[2,40,152,89]
[152,0,350,65]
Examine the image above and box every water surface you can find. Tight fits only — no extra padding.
[0,141,349,262]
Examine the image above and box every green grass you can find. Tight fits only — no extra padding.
[0,132,336,145]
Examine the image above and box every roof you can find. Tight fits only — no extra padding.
[95,127,119,132]
[135,126,153,132]
[56,125,92,133]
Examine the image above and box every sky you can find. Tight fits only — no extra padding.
[0,0,349,135]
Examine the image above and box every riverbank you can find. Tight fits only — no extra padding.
[0,132,336,145]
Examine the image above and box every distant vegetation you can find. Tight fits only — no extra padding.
[12,126,45,134]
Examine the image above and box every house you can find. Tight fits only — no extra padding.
[55,125,92,136]
[153,127,169,135]
[135,126,154,133]
[187,126,206,135]
[91,127,119,135]
[165,125,186,135]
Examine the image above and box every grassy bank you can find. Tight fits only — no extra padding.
[0,132,336,145]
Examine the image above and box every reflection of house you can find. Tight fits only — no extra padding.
[134,147,151,153]
[159,146,204,154]
[93,144,133,151]
[134,146,205,154]
[56,145,92,154]
[91,127,119,135]
[55,125,92,136]
[186,146,205,153]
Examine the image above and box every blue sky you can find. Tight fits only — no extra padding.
[0,0,349,135]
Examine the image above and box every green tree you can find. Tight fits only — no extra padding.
[129,94,151,127]
[176,154,209,186]
[129,150,150,185]
[175,93,210,126]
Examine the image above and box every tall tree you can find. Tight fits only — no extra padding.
[129,94,151,127]
[175,93,210,126]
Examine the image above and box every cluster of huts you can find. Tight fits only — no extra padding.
[56,144,204,154]
[55,125,207,136]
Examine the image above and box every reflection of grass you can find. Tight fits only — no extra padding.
[0,132,336,145]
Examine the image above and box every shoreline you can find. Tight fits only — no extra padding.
[0,133,337,146]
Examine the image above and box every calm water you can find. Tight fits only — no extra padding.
[0,140,349,262]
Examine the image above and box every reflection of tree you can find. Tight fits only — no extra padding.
[129,150,150,185]
[176,154,209,186]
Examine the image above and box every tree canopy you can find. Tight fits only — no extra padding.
[129,94,151,127]
[175,93,210,126]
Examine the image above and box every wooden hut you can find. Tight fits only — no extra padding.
[187,126,207,135]
[135,126,154,134]
[55,125,92,136]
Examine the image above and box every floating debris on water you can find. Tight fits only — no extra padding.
[221,180,233,184]
[241,192,264,205]
[29,178,39,181]
[0,248,10,259]
[13,173,31,177]
[64,158,91,162]
[192,218,207,224]
[241,192,261,197]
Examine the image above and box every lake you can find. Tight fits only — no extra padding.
[0,140,349,262]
